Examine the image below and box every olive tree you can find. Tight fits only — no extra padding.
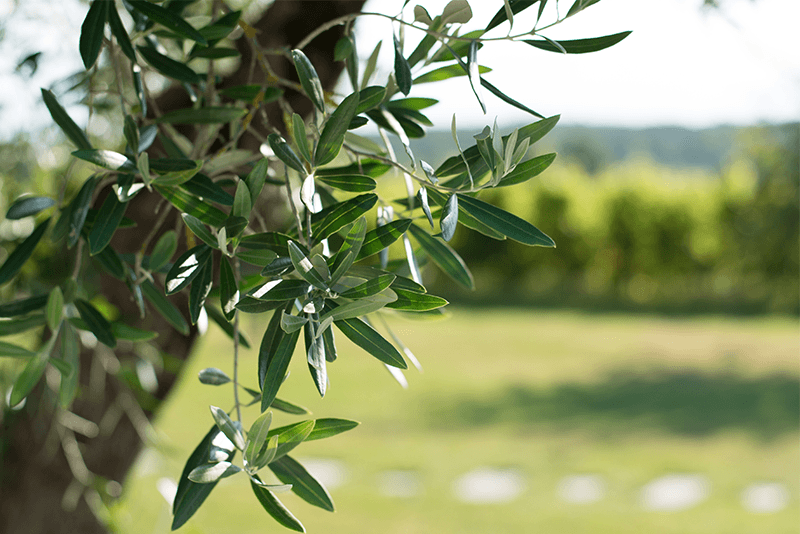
[0,1,629,532]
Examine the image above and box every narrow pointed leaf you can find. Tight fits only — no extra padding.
[270,398,311,415]
[0,315,46,336]
[414,63,491,84]
[385,288,448,311]
[288,241,328,290]
[338,274,396,300]
[0,295,48,318]
[46,287,64,331]
[441,0,474,24]
[165,245,212,295]
[467,40,486,113]
[111,323,158,341]
[316,174,376,192]
[498,153,556,187]
[155,186,227,227]
[393,34,412,96]
[310,194,377,241]
[150,230,178,271]
[188,260,212,325]
[305,418,359,441]
[172,426,235,530]
[292,49,324,113]
[269,456,335,512]
[292,114,312,164]
[0,341,36,358]
[181,214,218,250]
[439,194,458,241]
[41,89,92,150]
[245,159,269,206]
[525,31,632,54]
[355,86,386,114]
[137,46,199,84]
[457,194,555,246]
[141,279,190,335]
[335,317,406,369]
[198,367,231,385]
[250,280,311,302]
[10,351,49,406]
[315,91,359,166]
[281,312,308,334]
[250,480,306,533]
[266,419,315,461]
[6,197,56,220]
[259,305,298,409]
[321,291,395,322]
[210,405,245,451]
[408,223,474,290]
[304,321,327,397]
[72,149,135,171]
[75,299,116,348]
[188,462,240,483]
[108,4,135,61]
[130,1,208,45]
[68,177,98,248]
[268,133,306,173]
[0,218,50,286]
[236,248,277,267]
[79,1,109,69]
[330,217,367,280]
[180,174,233,206]
[486,0,540,31]
[356,219,412,260]
[88,194,127,255]
[219,257,238,321]
[245,410,273,468]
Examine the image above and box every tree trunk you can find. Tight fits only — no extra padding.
[0,2,365,533]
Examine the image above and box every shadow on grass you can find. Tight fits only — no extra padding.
[426,370,799,440]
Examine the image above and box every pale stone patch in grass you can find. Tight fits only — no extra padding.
[556,474,606,504]
[452,467,525,504]
[741,482,789,513]
[639,474,710,511]
[376,470,423,498]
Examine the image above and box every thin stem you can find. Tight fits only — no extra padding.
[232,257,242,423]
[344,144,475,194]
[296,11,564,51]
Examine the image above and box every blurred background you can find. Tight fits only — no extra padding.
[0,0,797,532]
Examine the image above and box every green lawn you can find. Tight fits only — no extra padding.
[112,309,799,534]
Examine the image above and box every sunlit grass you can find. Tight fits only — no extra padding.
[112,309,799,534]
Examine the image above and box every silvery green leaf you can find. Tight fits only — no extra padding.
[210,405,245,451]
[198,367,231,385]
[420,160,438,184]
[188,461,241,483]
[441,0,473,25]
[281,312,308,334]
[439,193,458,241]
[244,410,272,469]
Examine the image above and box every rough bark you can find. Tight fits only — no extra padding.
[0,2,365,533]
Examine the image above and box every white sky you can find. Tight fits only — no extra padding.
[0,0,797,141]
[356,0,800,128]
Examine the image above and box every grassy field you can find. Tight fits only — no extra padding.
[111,309,799,534]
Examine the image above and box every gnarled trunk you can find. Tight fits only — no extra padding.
[0,2,365,532]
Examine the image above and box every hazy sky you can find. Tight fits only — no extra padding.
[0,0,797,141]
[356,0,800,128]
